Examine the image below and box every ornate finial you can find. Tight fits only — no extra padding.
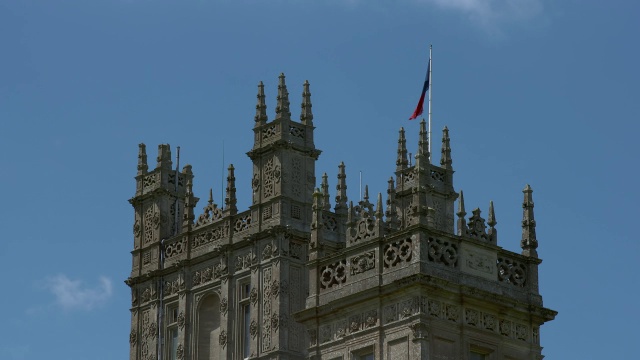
[300,80,313,125]
[182,165,197,228]
[414,119,430,169]
[208,188,213,205]
[396,128,408,171]
[156,144,172,170]
[363,185,369,202]
[375,192,384,219]
[440,126,452,169]
[137,143,148,175]
[321,173,331,211]
[488,200,497,244]
[224,164,237,215]
[521,184,538,257]
[312,188,322,210]
[255,81,268,126]
[335,162,348,214]
[310,188,323,255]
[386,177,400,231]
[275,73,291,120]
[468,208,488,241]
[456,190,467,236]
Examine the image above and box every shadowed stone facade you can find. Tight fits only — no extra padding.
[125,74,556,360]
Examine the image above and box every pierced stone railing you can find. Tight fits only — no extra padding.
[383,237,413,269]
[496,254,527,288]
[163,236,187,264]
[233,210,253,233]
[427,236,459,268]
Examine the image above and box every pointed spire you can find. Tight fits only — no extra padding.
[157,144,172,170]
[254,81,268,126]
[521,184,538,258]
[311,188,323,248]
[321,172,331,211]
[208,188,213,205]
[456,190,467,236]
[275,73,291,120]
[137,143,148,175]
[386,177,400,231]
[363,185,369,202]
[440,126,452,170]
[224,164,237,215]
[182,165,197,229]
[375,192,384,219]
[347,201,354,224]
[414,120,430,169]
[488,200,498,244]
[300,80,313,125]
[335,162,348,214]
[396,128,408,171]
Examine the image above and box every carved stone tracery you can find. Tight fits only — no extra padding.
[384,238,413,268]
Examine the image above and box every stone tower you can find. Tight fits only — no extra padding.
[126,75,556,360]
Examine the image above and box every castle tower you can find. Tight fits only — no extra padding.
[126,76,556,360]
[126,75,319,360]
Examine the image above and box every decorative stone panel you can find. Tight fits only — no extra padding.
[383,237,413,268]
[320,260,347,289]
[427,237,458,267]
[497,256,527,287]
[460,243,497,280]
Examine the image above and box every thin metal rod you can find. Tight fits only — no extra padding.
[173,146,180,236]
[428,44,432,158]
[221,140,225,202]
[359,171,362,201]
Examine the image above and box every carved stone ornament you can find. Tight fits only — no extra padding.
[350,251,375,275]
[219,330,227,347]
[271,313,280,331]
[308,329,318,346]
[133,219,141,239]
[262,243,273,260]
[465,308,479,326]
[500,320,511,336]
[146,322,157,338]
[176,344,184,360]
[515,324,527,341]
[409,322,428,341]
[365,310,377,327]
[250,287,258,305]
[445,304,459,322]
[129,330,137,345]
[220,297,228,315]
[268,280,279,298]
[350,320,360,332]
[177,311,185,329]
[428,300,441,318]
[383,238,413,268]
[427,237,458,267]
[250,319,258,338]
[484,314,496,331]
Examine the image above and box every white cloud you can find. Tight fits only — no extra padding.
[45,274,113,311]
[423,0,543,28]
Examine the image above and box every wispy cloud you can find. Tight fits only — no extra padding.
[422,0,543,29]
[44,274,113,311]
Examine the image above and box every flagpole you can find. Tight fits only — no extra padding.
[428,44,432,158]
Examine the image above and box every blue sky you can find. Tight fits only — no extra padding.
[1,0,638,359]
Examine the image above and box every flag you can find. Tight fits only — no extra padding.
[409,59,430,120]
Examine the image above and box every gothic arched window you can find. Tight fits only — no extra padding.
[197,294,221,360]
